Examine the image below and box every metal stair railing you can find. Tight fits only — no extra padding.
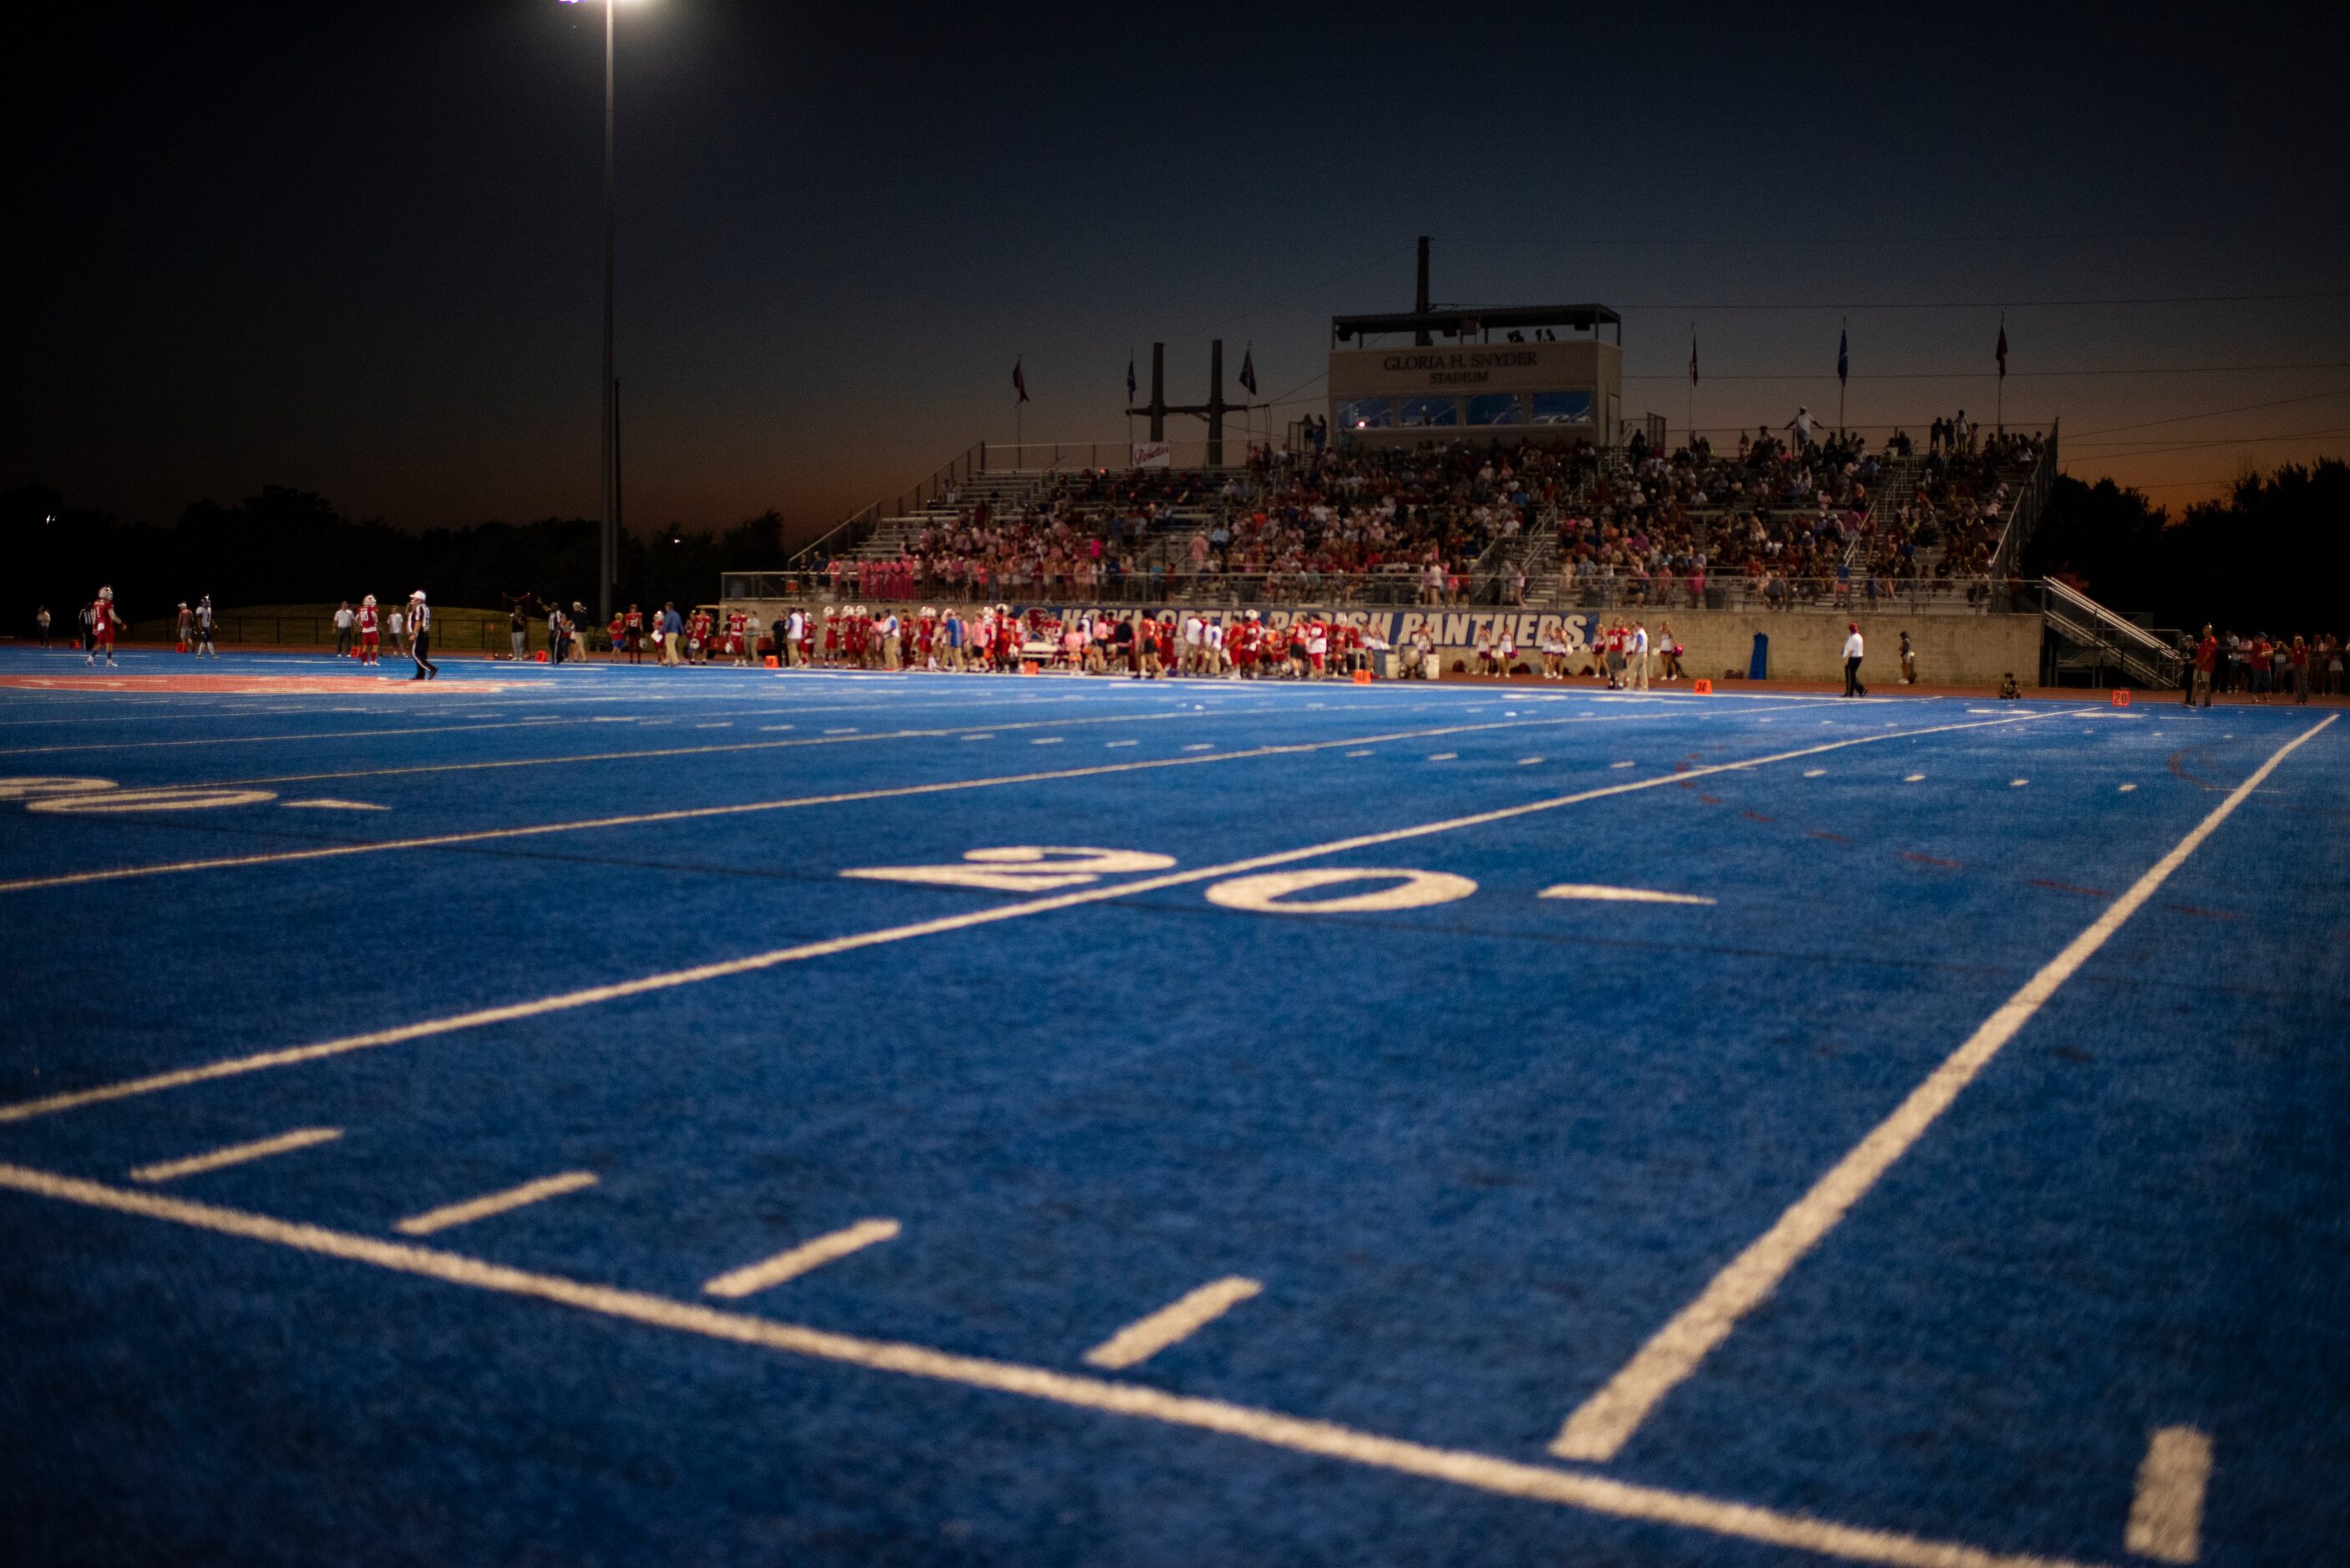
[791,441,988,567]
[1989,421,2059,578]
[2038,577,2185,688]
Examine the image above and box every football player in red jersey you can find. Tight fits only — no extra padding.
[86,587,122,668]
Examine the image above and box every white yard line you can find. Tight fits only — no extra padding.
[128,1126,343,1184]
[0,707,2075,1127]
[1083,1277,1263,1369]
[0,1161,2105,1568]
[0,702,1831,898]
[1548,715,2335,1463]
[393,1171,600,1237]
[702,1219,901,1298]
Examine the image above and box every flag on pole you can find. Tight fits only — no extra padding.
[1126,355,1137,402]
[1837,327,1849,387]
[1238,347,1258,397]
[1689,326,1699,384]
[1995,319,2008,379]
[1013,357,1029,404]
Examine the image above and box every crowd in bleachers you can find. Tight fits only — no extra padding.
[1204,440,1599,599]
[808,421,2048,611]
[825,467,1223,603]
[1537,421,2048,610]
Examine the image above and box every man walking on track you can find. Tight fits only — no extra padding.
[408,590,438,680]
[1841,621,1866,697]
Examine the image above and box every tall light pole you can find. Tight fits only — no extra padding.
[564,0,625,622]
[598,0,616,625]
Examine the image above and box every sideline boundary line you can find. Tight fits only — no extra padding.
[0,716,578,758]
[0,702,1836,897]
[1550,713,2337,1462]
[0,1161,2101,1568]
[0,707,2077,1125]
[195,706,1224,788]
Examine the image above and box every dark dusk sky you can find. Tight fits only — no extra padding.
[9,3,2347,547]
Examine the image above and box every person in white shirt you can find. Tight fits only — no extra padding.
[333,601,355,657]
[1841,622,1866,697]
[1181,614,1204,675]
[1785,407,1816,448]
[1202,618,1225,675]
[1630,622,1651,690]
[784,607,806,665]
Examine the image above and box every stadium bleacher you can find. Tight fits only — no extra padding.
[801,427,2053,615]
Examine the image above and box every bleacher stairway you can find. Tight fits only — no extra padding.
[2039,579,2186,689]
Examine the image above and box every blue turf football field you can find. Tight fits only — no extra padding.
[1,645,2343,1567]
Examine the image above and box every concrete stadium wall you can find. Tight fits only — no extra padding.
[1567,608,2043,687]
[721,596,2044,688]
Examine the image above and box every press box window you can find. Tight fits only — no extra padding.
[1337,397,1395,429]
[1398,396,1458,427]
[1529,391,1593,425]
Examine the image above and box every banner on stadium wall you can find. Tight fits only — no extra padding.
[1130,442,1173,468]
[1014,604,1611,653]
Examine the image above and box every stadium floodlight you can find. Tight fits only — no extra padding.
[558,0,651,623]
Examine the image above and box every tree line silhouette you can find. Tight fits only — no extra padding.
[2021,458,2347,636]
[3,484,788,632]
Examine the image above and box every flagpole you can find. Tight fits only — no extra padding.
[1687,322,1697,453]
[1837,317,1846,442]
[1996,313,2005,434]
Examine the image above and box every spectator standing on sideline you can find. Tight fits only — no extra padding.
[35,605,52,646]
[195,597,217,656]
[2289,635,2311,704]
[509,598,529,661]
[175,602,194,652]
[1899,630,1917,685]
[408,591,438,680]
[2190,625,2216,707]
[387,604,406,656]
[661,603,684,665]
[1841,621,1866,697]
[334,601,355,657]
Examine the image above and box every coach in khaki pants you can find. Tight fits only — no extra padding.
[1631,621,1652,690]
[661,603,684,665]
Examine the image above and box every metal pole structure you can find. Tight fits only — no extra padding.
[1207,339,1224,466]
[1414,236,1431,346]
[1148,344,1166,441]
[612,377,624,586]
[598,0,616,625]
